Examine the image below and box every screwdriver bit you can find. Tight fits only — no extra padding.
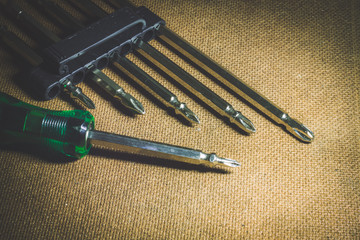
[113,57,200,124]
[156,26,314,142]
[135,40,256,134]
[43,0,199,124]
[75,0,255,133]
[63,79,96,109]
[0,92,240,168]
[87,66,145,115]
[107,0,314,142]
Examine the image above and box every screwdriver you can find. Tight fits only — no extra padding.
[40,0,199,124]
[72,0,256,134]
[0,92,240,168]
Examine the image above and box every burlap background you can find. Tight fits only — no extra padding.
[0,0,359,239]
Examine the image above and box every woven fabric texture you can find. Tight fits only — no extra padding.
[0,0,359,239]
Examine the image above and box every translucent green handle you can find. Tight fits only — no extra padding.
[0,92,95,159]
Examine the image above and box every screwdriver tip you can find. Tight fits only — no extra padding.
[175,102,200,124]
[208,154,241,167]
[285,116,314,142]
[64,83,96,109]
[119,92,145,115]
[231,111,256,133]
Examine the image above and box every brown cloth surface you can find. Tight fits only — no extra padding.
[0,0,359,238]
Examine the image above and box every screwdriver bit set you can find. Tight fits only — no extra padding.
[0,0,314,167]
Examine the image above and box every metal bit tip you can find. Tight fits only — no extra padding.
[64,83,96,109]
[119,92,145,115]
[231,111,256,133]
[176,102,200,124]
[285,117,314,142]
[76,92,96,109]
[207,154,241,167]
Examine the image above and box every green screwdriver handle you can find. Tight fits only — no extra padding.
[0,92,95,159]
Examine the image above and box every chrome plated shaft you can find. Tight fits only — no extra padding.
[135,40,255,133]
[156,26,314,142]
[113,57,200,124]
[89,130,240,167]
[87,67,145,114]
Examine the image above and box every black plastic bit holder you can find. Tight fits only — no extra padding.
[29,6,165,100]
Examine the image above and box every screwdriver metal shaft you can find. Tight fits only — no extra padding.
[89,130,239,167]
[0,92,240,168]
[113,57,200,124]
[156,26,314,142]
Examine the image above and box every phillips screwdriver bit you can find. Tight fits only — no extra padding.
[51,0,199,124]
[135,40,256,134]
[0,92,240,168]
[5,1,145,113]
[156,26,314,142]
[28,0,144,115]
[107,0,314,142]
[112,57,200,124]
[87,66,145,115]
[75,0,255,133]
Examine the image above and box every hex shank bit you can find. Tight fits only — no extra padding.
[61,0,199,124]
[156,26,314,142]
[1,1,95,109]
[135,40,256,133]
[87,66,145,115]
[113,56,200,124]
